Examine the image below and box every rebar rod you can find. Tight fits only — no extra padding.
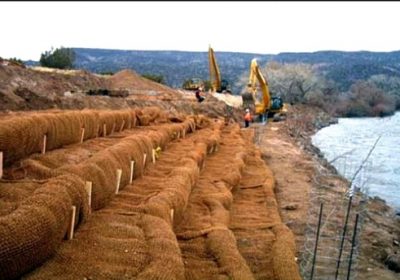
[310,203,324,280]
[335,195,353,279]
[347,214,359,280]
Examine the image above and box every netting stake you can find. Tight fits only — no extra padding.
[130,160,135,184]
[103,123,107,137]
[0,151,3,179]
[170,209,174,222]
[177,131,180,139]
[310,203,324,280]
[152,149,156,163]
[215,145,219,152]
[80,127,85,143]
[85,181,92,209]
[143,153,147,168]
[335,195,353,280]
[42,134,47,154]
[68,206,76,240]
[115,169,122,194]
[346,213,359,280]
[120,120,125,132]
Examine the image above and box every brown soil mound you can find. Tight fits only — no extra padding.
[0,64,242,123]
[107,69,182,101]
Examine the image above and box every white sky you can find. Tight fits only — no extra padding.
[1,1,399,61]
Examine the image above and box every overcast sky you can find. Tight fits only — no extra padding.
[1,1,399,61]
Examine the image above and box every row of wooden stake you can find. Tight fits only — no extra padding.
[0,118,191,178]
[67,148,160,240]
[42,118,138,155]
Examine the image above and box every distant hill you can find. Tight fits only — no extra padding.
[25,48,400,93]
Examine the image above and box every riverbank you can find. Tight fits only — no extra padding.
[258,104,400,278]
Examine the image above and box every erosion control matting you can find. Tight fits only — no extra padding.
[22,121,222,279]
[0,109,301,280]
[0,109,206,280]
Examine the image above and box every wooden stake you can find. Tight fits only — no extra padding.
[0,151,3,179]
[115,169,122,194]
[143,153,147,167]
[85,181,92,209]
[42,134,47,154]
[133,117,137,127]
[80,127,85,143]
[120,120,125,132]
[68,206,76,240]
[129,160,135,184]
[177,131,180,139]
[182,129,186,138]
[103,123,107,137]
[215,145,219,152]
[152,149,156,164]
[170,209,174,222]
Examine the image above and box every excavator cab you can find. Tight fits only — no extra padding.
[219,79,231,93]
[271,96,283,111]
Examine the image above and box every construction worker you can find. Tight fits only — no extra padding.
[195,87,205,103]
[244,108,252,128]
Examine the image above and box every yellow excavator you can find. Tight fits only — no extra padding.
[208,46,231,93]
[242,58,287,121]
[183,77,204,91]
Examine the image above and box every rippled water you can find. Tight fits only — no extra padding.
[312,112,400,211]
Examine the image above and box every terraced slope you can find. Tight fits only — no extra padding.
[0,108,301,280]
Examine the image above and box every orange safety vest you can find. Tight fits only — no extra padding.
[244,112,252,121]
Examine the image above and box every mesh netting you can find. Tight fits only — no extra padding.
[0,175,88,280]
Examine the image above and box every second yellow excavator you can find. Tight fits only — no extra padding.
[242,58,287,121]
[208,46,231,93]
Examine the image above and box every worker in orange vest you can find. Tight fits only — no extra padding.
[244,108,252,128]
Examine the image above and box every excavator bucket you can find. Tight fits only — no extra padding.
[241,92,255,111]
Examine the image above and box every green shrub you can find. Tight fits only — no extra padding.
[40,47,75,69]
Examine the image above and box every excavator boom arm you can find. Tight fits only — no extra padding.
[208,46,222,92]
[243,59,271,114]
[253,59,271,112]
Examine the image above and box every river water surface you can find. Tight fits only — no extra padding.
[312,112,400,211]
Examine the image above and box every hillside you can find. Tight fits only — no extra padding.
[25,48,400,93]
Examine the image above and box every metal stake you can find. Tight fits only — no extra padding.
[310,203,324,280]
